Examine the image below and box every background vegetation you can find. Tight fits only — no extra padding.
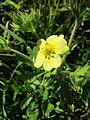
[0,0,90,120]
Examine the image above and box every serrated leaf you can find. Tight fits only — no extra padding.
[45,102,54,118]
[27,109,39,120]
[71,64,90,77]
[11,9,40,33]
[21,95,32,110]
[70,64,90,92]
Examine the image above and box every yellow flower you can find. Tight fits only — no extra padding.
[33,35,69,71]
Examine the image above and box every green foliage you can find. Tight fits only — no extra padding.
[0,23,25,44]
[6,0,21,9]
[0,0,90,120]
[0,36,8,52]
[70,64,90,93]
[11,9,40,33]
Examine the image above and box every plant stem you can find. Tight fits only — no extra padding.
[34,32,40,39]
[68,20,78,47]
[9,48,32,63]
[61,20,78,65]
[0,54,15,56]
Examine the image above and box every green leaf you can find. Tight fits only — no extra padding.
[84,29,90,33]
[0,24,25,44]
[6,0,21,9]
[70,64,90,92]
[30,101,38,111]
[33,80,40,85]
[55,107,63,113]
[11,9,40,33]
[27,109,39,120]
[59,7,69,12]
[21,95,32,110]
[0,81,5,86]
[45,102,54,118]
[0,36,8,52]
[43,88,48,101]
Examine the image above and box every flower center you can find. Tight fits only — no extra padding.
[42,43,55,59]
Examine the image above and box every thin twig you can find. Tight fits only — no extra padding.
[61,20,78,66]
[68,20,78,47]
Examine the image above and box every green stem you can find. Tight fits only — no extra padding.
[61,20,78,65]
[9,48,32,63]
[9,61,22,81]
[0,54,15,56]
[34,32,40,39]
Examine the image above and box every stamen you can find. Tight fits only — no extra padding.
[41,43,55,58]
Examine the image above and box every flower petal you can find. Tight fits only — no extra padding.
[46,35,69,55]
[43,55,61,71]
[46,35,58,44]
[34,52,45,68]
[43,58,54,71]
[53,55,62,68]
[39,39,46,49]
[53,35,69,55]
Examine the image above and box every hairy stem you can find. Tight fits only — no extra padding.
[9,48,32,63]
